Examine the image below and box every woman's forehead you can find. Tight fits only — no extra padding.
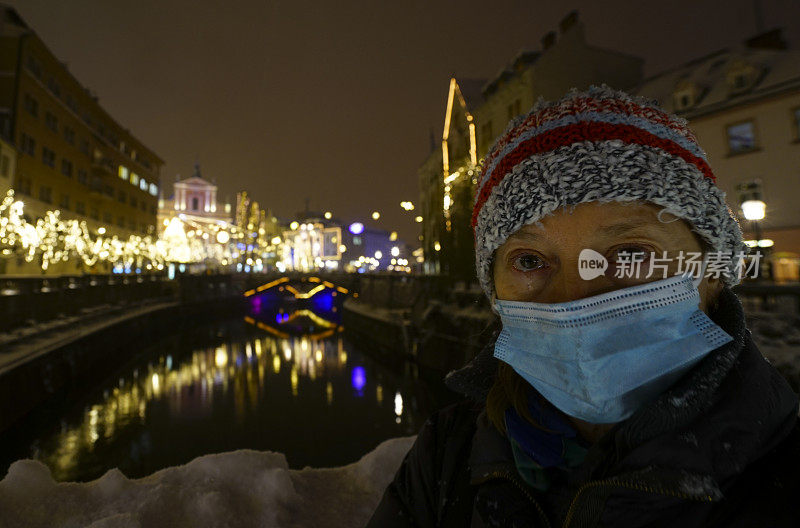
[506,202,689,243]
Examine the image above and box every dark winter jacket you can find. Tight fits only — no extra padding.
[365,287,800,527]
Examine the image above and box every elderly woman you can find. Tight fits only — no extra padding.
[366,86,799,527]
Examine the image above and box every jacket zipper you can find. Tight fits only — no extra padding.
[483,470,553,528]
[562,477,714,528]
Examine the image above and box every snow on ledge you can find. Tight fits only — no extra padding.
[0,435,416,528]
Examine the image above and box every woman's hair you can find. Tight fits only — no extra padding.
[486,361,532,434]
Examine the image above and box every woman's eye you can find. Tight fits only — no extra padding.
[511,253,546,272]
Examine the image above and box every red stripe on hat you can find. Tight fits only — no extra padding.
[471,121,716,229]
[480,97,699,189]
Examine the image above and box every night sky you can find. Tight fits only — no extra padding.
[7,0,800,247]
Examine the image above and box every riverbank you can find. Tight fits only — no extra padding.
[0,294,247,435]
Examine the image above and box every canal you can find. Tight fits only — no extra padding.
[0,298,460,482]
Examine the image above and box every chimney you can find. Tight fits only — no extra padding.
[745,28,787,50]
[541,31,556,51]
[559,11,579,34]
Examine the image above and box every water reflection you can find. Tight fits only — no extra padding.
[17,299,454,482]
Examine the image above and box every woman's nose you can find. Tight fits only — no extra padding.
[539,264,614,304]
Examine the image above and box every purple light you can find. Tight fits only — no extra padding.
[349,222,364,235]
[351,366,366,392]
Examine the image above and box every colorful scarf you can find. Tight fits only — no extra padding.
[504,391,589,491]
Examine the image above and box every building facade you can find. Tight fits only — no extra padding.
[157,164,232,227]
[0,6,163,274]
[632,29,800,282]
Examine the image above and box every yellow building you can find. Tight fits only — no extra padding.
[0,6,163,274]
[633,28,800,282]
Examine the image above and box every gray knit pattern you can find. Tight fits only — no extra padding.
[474,90,746,301]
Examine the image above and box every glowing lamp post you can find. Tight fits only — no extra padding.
[741,199,770,280]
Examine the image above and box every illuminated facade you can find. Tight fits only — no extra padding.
[282,221,343,272]
[0,6,164,274]
[157,165,232,227]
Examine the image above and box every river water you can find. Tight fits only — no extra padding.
[0,300,459,482]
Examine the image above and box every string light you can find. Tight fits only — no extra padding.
[0,189,240,271]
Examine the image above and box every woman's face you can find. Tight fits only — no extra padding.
[492,201,723,313]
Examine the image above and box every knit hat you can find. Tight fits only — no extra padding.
[472,84,745,301]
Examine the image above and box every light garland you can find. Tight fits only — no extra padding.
[0,190,240,271]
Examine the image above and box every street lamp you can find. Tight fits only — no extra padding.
[741,198,770,280]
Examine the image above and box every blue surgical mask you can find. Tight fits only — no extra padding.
[493,272,733,424]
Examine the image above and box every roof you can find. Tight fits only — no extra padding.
[175,175,216,189]
[630,36,800,119]
[482,50,540,96]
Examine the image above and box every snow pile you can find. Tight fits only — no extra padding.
[0,435,415,528]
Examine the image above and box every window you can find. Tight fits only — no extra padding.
[23,94,38,117]
[45,112,58,133]
[139,178,147,191]
[130,196,138,208]
[128,219,136,230]
[192,197,199,211]
[130,172,140,186]
[117,216,125,228]
[75,201,85,215]
[65,94,78,113]
[0,155,9,177]
[61,159,72,178]
[47,78,61,98]
[149,183,158,196]
[726,121,757,154]
[118,165,129,180]
[79,139,89,155]
[89,207,99,221]
[13,174,32,195]
[25,55,42,79]
[103,211,112,224]
[118,190,127,203]
[59,193,70,210]
[42,147,55,168]
[140,201,146,212]
[77,169,88,185]
[20,133,35,156]
[38,185,52,204]
[64,126,75,144]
